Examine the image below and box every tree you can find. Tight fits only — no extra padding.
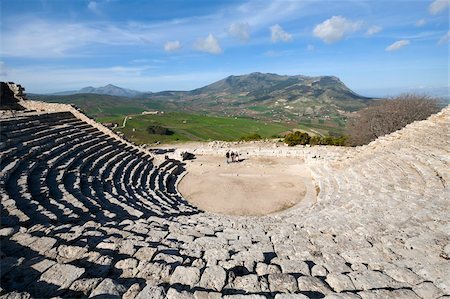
[147,125,174,135]
[346,94,439,146]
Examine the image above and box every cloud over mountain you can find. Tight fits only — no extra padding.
[270,24,292,42]
[228,22,250,42]
[194,34,222,54]
[313,16,362,43]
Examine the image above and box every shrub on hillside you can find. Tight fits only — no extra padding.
[284,131,311,146]
[147,125,174,135]
[309,135,347,146]
[346,94,439,146]
[240,133,263,141]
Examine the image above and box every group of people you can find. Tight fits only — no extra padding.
[225,151,240,163]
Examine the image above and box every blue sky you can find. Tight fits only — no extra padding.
[0,0,448,96]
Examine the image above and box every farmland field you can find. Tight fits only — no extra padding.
[98,112,294,144]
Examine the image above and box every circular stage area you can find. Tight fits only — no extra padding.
[178,155,314,216]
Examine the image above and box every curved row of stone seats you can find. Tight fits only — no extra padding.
[1,107,449,299]
[0,111,197,228]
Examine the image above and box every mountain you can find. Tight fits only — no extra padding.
[144,72,373,120]
[36,73,374,122]
[51,84,143,98]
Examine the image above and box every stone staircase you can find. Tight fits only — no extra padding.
[0,101,449,298]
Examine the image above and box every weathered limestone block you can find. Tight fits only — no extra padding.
[40,263,84,287]
[118,240,137,256]
[115,258,138,270]
[170,266,201,287]
[134,246,157,261]
[122,282,141,299]
[28,237,57,256]
[255,262,281,276]
[312,264,328,277]
[348,270,403,290]
[69,278,102,296]
[198,266,227,291]
[413,282,444,299]
[89,278,127,298]
[114,257,139,278]
[204,248,230,265]
[56,245,88,263]
[358,289,420,299]
[383,266,423,285]
[273,258,310,275]
[194,291,222,299]
[326,273,356,293]
[137,262,171,283]
[134,285,165,299]
[322,253,352,273]
[297,276,332,295]
[153,252,183,265]
[267,273,298,293]
[166,288,195,299]
[230,274,261,292]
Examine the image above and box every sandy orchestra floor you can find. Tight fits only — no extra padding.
[178,155,314,216]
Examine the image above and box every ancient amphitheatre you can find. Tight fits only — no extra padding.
[0,82,449,299]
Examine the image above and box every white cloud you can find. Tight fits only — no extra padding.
[0,20,159,58]
[228,22,250,42]
[88,1,99,13]
[194,34,222,54]
[429,0,450,15]
[385,40,410,51]
[415,19,427,27]
[164,40,181,52]
[313,16,362,43]
[366,25,382,36]
[438,31,450,45]
[270,24,292,42]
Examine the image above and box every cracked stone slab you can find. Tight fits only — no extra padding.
[358,289,421,299]
[413,281,444,299]
[326,273,356,293]
[170,266,201,287]
[194,291,222,299]
[134,285,165,299]
[134,246,157,261]
[56,245,88,263]
[69,278,102,296]
[229,274,261,293]
[348,270,404,290]
[89,278,127,298]
[273,258,310,275]
[166,288,195,299]
[32,263,85,297]
[268,273,298,293]
[297,275,332,295]
[198,266,227,291]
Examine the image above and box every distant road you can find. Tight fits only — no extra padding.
[121,116,129,128]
